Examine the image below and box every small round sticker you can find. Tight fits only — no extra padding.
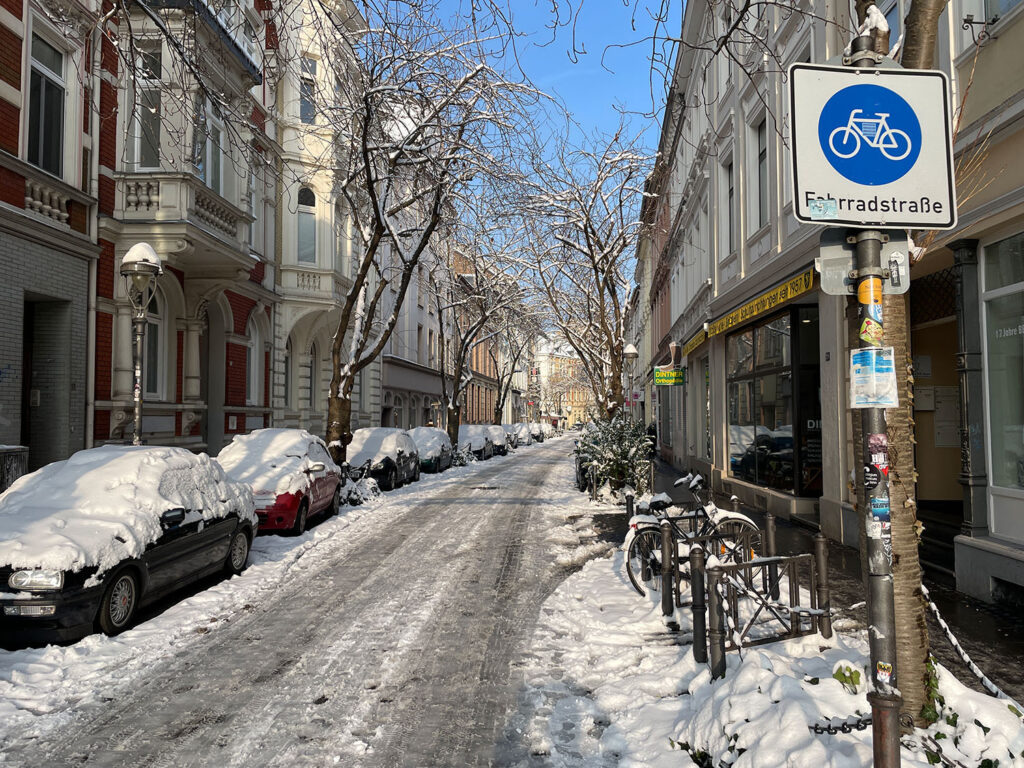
[864,464,881,490]
[858,277,883,305]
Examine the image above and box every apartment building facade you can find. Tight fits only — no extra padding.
[630,0,1024,601]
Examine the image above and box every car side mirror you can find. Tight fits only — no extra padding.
[161,508,186,528]
[306,462,326,473]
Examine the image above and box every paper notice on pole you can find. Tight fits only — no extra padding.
[850,347,899,408]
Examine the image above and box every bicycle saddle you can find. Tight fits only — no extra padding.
[648,492,673,511]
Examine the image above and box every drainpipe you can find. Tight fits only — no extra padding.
[85,27,101,449]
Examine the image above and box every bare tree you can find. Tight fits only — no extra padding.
[487,308,543,425]
[301,0,537,462]
[430,195,530,447]
[525,127,651,419]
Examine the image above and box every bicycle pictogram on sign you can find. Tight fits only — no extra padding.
[817,83,921,186]
[828,110,912,161]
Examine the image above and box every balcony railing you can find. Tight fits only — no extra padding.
[0,150,96,232]
[117,172,250,248]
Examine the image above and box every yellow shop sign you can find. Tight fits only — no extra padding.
[654,368,685,386]
[708,268,816,336]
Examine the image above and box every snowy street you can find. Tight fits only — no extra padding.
[0,437,603,767]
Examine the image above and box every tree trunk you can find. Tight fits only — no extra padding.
[326,376,354,465]
[446,405,461,451]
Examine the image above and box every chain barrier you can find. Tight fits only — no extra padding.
[921,585,1023,709]
[808,713,873,735]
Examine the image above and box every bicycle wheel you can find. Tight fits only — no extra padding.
[710,518,762,564]
[626,527,663,596]
[879,128,912,161]
[828,125,860,159]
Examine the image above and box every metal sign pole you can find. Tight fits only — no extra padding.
[847,34,902,768]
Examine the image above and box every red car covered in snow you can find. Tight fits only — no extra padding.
[217,429,343,534]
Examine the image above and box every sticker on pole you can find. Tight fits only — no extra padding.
[789,63,956,229]
[850,347,899,408]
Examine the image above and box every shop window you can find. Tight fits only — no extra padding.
[984,232,1024,491]
[726,307,820,495]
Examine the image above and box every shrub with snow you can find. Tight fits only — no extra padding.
[574,416,652,495]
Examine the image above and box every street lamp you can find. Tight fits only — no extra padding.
[623,343,639,421]
[566,404,572,428]
[120,243,162,446]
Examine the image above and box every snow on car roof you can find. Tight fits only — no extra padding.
[408,427,450,459]
[0,445,254,574]
[217,428,338,494]
[348,428,413,466]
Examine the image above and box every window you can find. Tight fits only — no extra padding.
[417,265,424,307]
[136,47,161,168]
[298,187,316,263]
[756,120,768,229]
[428,329,435,367]
[987,0,1023,19]
[248,148,258,249]
[307,343,317,408]
[192,99,223,194]
[144,289,164,399]
[417,324,423,364]
[300,57,316,124]
[245,316,262,406]
[725,308,820,496]
[28,33,65,176]
[335,199,356,274]
[726,161,735,254]
[283,338,292,408]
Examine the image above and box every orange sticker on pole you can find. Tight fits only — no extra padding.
[858,277,883,306]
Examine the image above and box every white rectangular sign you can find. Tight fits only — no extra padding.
[789,63,956,230]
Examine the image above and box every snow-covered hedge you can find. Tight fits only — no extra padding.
[574,416,652,495]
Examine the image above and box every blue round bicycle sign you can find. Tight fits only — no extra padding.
[817,83,921,186]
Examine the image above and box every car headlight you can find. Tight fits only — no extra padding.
[9,569,64,591]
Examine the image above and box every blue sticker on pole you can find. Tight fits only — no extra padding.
[870,497,891,523]
[818,84,922,186]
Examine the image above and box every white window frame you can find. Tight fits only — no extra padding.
[192,98,224,195]
[300,56,317,125]
[245,316,262,407]
[298,186,317,264]
[143,287,166,400]
[134,45,162,169]
[26,28,67,178]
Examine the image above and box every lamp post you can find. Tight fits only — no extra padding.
[120,243,162,446]
[566,404,572,428]
[623,343,639,421]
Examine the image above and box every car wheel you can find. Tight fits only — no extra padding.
[413,465,421,482]
[98,570,139,635]
[292,501,309,536]
[329,485,342,516]
[383,467,397,491]
[225,528,251,574]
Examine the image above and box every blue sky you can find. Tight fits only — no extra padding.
[472,1,681,151]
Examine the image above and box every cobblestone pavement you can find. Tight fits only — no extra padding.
[652,460,1024,704]
[0,440,579,768]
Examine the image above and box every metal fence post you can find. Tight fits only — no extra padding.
[625,486,635,517]
[661,520,676,626]
[707,566,726,679]
[765,513,780,600]
[690,545,707,663]
[814,532,833,639]
[589,464,598,502]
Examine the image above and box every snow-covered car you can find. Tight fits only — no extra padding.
[217,428,343,535]
[486,425,510,455]
[542,422,556,439]
[513,423,533,446]
[409,426,453,473]
[0,445,256,644]
[458,424,494,460]
[501,424,519,449]
[348,428,420,490]
[529,422,544,443]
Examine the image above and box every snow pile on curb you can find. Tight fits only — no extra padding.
[516,460,1024,767]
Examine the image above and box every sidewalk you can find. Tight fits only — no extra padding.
[650,458,1024,704]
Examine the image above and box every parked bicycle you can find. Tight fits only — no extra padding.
[625,473,761,597]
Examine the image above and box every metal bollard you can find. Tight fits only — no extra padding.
[690,545,707,663]
[868,691,903,768]
[707,566,726,679]
[731,495,741,515]
[661,520,676,625]
[814,532,833,639]
[589,465,598,501]
[765,512,780,600]
[625,486,635,517]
